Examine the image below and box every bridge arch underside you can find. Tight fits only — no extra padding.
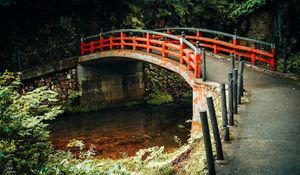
[79,50,220,133]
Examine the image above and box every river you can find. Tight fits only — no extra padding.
[50,102,192,159]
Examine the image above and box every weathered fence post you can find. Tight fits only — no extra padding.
[238,55,242,63]
[233,69,238,114]
[220,83,228,127]
[207,97,224,160]
[220,83,230,141]
[228,72,234,126]
[238,61,244,103]
[202,48,207,81]
[224,126,230,142]
[230,52,235,71]
[200,111,216,175]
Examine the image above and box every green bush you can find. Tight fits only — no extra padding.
[0,71,62,174]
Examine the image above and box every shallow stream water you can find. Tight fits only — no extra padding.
[50,102,192,159]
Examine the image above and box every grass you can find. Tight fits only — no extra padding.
[42,136,208,175]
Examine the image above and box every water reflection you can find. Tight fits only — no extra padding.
[50,103,192,159]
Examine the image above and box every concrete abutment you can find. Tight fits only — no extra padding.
[77,60,145,105]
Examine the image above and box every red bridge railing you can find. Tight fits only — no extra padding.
[80,29,202,78]
[156,27,276,70]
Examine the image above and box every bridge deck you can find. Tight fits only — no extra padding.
[205,55,300,174]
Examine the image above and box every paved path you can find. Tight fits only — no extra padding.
[205,55,300,174]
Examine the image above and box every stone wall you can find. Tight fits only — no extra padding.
[22,68,78,103]
[144,63,191,98]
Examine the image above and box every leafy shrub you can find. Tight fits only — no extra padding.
[0,71,62,174]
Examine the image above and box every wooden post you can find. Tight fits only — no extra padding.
[99,33,103,51]
[270,43,276,71]
[251,52,256,65]
[121,32,124,49]
[180,31,185,64]
[162,41,166,58]
[109,36,113,50]
[200,111,216,175]
[146,33,152,53]
[133,36,136,50]
[196,30,202,37]
[207,97,224,160]
[195,41,201,78]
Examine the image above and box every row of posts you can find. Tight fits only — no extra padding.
[199,51,245,175]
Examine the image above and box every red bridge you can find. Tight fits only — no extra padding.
[80,28,276,79]
[79,28,276,133]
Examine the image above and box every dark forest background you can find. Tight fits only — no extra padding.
[0,0,299,73]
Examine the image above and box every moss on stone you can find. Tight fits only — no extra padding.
[145,93,174,105]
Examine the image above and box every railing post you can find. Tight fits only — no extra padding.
[228,72,234,126]
[162,41,166,58]
[146,32,152,53]
[270,43,276,71]
[200,110,216,175]
[233,29,238,57]
[109,35,113,50]
[133,36,137,50]
[251,52,256,65]
[180,31,185,64]
[80,38,84,55]
[121,32,124,49]
[196,30,202,37]
[99,33,103,51]
[202,47,206,81]
[195,41,201,78]
[207,97,224,160]
[213,39,218,54]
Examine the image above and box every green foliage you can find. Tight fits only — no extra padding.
[66,89,80,106]
[0,0,16,7]
[230,0,267,18]
[0,71,63,174]
[64,104,105,113]
[277,53,300,74]
[145,93,174,105]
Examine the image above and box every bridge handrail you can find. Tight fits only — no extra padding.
[82,29,196,51]
[155,27,276,70]
[155,27,274,48]
[80,29,202,78]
